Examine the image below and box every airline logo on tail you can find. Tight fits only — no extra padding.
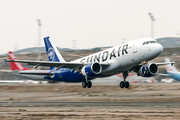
[9,53,16,59]
[44,36,66,63]
[48,47,55,61]
[167,67,173,72]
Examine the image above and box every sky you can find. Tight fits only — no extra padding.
[0,0,180,54]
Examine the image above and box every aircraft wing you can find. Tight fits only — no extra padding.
[4,59,109,69]
[156,62,174,66]
[156,73,174,76]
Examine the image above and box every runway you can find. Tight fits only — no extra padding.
[1,102,180,107]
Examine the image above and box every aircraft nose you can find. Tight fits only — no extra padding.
[155,43,163,55]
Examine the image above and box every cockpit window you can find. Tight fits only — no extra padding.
[142,41,157,45]
[143,42,146,45]
[150,41,156,43]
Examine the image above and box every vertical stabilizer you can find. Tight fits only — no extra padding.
[165,58,178,73]
[44,36,66,63]
[8,51,30,71]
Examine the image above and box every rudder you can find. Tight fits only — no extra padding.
[44,36,66,63]
[8,51,29,71]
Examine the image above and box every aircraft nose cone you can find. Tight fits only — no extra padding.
[155,43,163,55]
[158,43,163,53]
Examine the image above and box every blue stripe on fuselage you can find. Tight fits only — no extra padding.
[44,68,87,82]
[167,72,180,81]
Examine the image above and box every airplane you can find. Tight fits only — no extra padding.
[4,36,173,88]
[164,58,180,81]
[5,51,50,81]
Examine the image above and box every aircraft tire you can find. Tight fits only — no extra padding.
[87,81,92,88]
[120,81,124,88]
[125,81,129,88]
[82,81,87,88]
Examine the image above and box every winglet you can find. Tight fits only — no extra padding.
[4,59,7,64]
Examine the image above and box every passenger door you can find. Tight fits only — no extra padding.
[133,40,138,53]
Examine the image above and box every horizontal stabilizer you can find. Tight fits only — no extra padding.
[4,59,7,64]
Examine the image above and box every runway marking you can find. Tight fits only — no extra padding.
[0,102,180,107]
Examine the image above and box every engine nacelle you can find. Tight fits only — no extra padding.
[138,63,159,77]
[81,62,102,77]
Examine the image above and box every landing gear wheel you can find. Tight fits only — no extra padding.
[87,81,92,88]
[125,81,130,88]
[82,81,87,88]
[120,81,125,88]
[119,71,129,89]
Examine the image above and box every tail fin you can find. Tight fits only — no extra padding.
[8,51,30,71]
[165,58,178,73]
[44,37,66,70]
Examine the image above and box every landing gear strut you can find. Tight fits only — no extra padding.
[143,61,149,74]
[119,71,130,88]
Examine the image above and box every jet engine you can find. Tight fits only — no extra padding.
[138,63,159,77]
[81,62,102,77]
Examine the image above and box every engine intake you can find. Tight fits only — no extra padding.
[81,62,102,77]
[139,63,158,77]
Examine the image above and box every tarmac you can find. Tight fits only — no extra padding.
[0,82,179,119]
[0,102,180,107]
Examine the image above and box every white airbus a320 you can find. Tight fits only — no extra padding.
[5,36,173,88]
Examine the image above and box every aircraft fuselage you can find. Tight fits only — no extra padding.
[45,38,163,82]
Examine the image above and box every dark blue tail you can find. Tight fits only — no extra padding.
[44,36,66,70]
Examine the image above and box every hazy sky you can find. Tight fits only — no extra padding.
[0,0,180,54]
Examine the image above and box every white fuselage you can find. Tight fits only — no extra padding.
[72,38,163,77]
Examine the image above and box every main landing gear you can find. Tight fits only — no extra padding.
[82,81,92,88]
[82,77,92,88]
[120,71,130,88]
